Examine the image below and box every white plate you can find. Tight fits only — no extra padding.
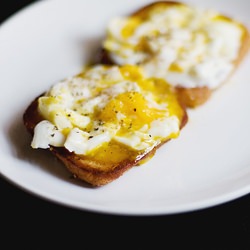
[1,0,250,216]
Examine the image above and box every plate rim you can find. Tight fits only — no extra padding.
[1,0,250,216]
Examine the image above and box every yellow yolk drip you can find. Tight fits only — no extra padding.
[84,140,140,164]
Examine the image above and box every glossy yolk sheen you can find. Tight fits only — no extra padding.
[92,65,183,164]
[100,91,163,129]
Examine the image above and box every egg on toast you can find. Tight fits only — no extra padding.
[99,1,250,108]
[23,64,188,186]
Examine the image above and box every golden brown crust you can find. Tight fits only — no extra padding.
[175,86,212,108]
[23,95,188,187]
[96,1,250,108]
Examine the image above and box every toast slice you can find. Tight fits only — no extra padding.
[98,1,250,108]
[23,64,188,186]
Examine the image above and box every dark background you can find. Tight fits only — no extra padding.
[1,1,250,248]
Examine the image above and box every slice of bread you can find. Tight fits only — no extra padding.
[23,65,188,186]
[98,1,250,108]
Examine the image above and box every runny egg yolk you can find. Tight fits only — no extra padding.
[31,65,184,162]
[99,91,165,129]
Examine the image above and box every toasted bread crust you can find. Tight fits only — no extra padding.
[23,95,188,186]
[96,1,250,108]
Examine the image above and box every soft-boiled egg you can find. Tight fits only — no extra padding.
[31,64,185,157]
[103,3,245,89]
